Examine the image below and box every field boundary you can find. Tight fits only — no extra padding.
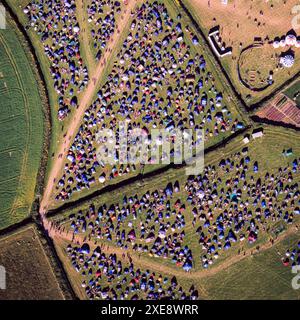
[2,1,52,215]
[46,126,251,217]
[0,3,74,300]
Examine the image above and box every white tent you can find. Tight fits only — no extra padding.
[286,34,297,46]
[280,54,295,68]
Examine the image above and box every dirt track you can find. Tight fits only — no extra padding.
[76,0,96,71]
[43,213,299,283]
[40,0,139,214]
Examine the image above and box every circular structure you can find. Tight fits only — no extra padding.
[280,54,295,68]
[238,43,276,91]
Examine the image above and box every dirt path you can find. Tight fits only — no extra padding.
[43,213,299,283]
[40,0,139,214]
[76,0,96,71]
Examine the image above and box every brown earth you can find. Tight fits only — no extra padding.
[0,225,65,300]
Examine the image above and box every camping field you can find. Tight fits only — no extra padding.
[0,17,44,230]
[49,124,300,299]
[45,0,250,209]
[54,227,300,300]
[0,224,65,300]
[182,0,300,105]
[0,0,299,301]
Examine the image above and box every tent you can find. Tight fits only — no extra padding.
[81,243,90,255]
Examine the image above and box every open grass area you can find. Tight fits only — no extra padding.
[200,231,300,300]
[284,79,300,106]
[0,224,65,300]
[182,0,300,105]
[0,17,44,229]
[54,215,300,300]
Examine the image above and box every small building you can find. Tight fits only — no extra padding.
[243,136,250,144]
[252,129,264,139]
[208,26,232,58]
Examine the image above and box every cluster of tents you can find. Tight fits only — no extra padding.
[55,0,241,201]
[67,149,300,270]
[281,242,300,267]
[87,0,121,60]
[66,244,198,300]
[69,181,194,271]
[24,0,89,120]
[186,153,300,268]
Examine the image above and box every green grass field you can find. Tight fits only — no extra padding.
[284,80,300,106]
[200,231,300,300]
[0,19,44,229]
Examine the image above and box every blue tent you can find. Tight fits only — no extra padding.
[224,241,231,250]
[183,260,193,272]
[81,243,90,255]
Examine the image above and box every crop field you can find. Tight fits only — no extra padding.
[182,0,300,105]
[50,124,300,299]
[0,18,43,230]
[255,93,300,128]
[0,225,64,300]
[284,79,300,106]
[49,0,249,208]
